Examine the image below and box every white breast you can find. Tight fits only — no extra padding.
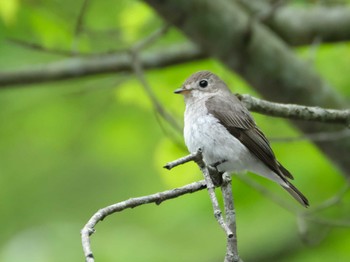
[183,97,253,173]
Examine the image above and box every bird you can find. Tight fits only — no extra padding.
[174,70,309,207]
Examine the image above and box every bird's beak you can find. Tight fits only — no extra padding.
[174,85,192,94]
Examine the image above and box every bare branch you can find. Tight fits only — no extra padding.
[239,94,350,125]
[0,43,205,87]
[81,180,207,262]
[200,165,234,239]
[221,174,241,262]
[164,149,203,170]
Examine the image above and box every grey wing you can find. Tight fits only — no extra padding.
[205,95,293,180]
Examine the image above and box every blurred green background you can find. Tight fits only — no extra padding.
[0,0,350,261]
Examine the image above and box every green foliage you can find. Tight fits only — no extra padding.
[0,0,349,262]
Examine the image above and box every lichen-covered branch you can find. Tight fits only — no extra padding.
[239,94,350,125]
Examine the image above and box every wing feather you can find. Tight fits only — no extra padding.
[205,95,293,180]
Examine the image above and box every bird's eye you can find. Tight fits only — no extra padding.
[199,79,208,88]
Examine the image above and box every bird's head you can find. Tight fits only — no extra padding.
[174,70,230,101]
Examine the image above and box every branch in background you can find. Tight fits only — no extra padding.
[6,38,79,57]
[81,179,207,262]
[237,173,350,246]
[131,24,171,52]
[238,0,350,45]
[71,0,91,54]
[270,128,350,143]
[73,0,90,37]
[130,49,183,132]
[238,94,350,125]
[0,43,205,87]
[129,25,183,132]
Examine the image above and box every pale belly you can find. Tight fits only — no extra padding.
[184,113,255,173]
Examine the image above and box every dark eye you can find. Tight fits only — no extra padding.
[199,79,208,88]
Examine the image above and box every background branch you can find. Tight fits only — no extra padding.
[0,43,205,87]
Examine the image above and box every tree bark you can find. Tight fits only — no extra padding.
[143,0,350,176]
[239,0,350,46]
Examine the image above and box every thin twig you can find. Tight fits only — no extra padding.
[81,180,207,262]
[306,182,350,213]
[164,149,203,170]
[74,0,90,37]
[72,0,91,54]
[6,38,78,57]
[131,24,171,52]
[237,174,297,213]
[129,24,183,132]
[130,50,182,132]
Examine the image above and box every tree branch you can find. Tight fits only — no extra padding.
[239,0,350,46]
[0,43,205,87]
[82,150,242,261]
[81,179,207,262]
[239,94,350,125]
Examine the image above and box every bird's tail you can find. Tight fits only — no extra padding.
[282,181,309,207]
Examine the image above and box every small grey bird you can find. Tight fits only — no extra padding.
[175,70,309,207]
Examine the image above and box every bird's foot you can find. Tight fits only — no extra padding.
[207,159,227,186]
[209,159,227,170]
[222,172,231,185]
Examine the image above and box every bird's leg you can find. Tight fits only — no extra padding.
[207,159,227,186]
[210,159,227,170]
